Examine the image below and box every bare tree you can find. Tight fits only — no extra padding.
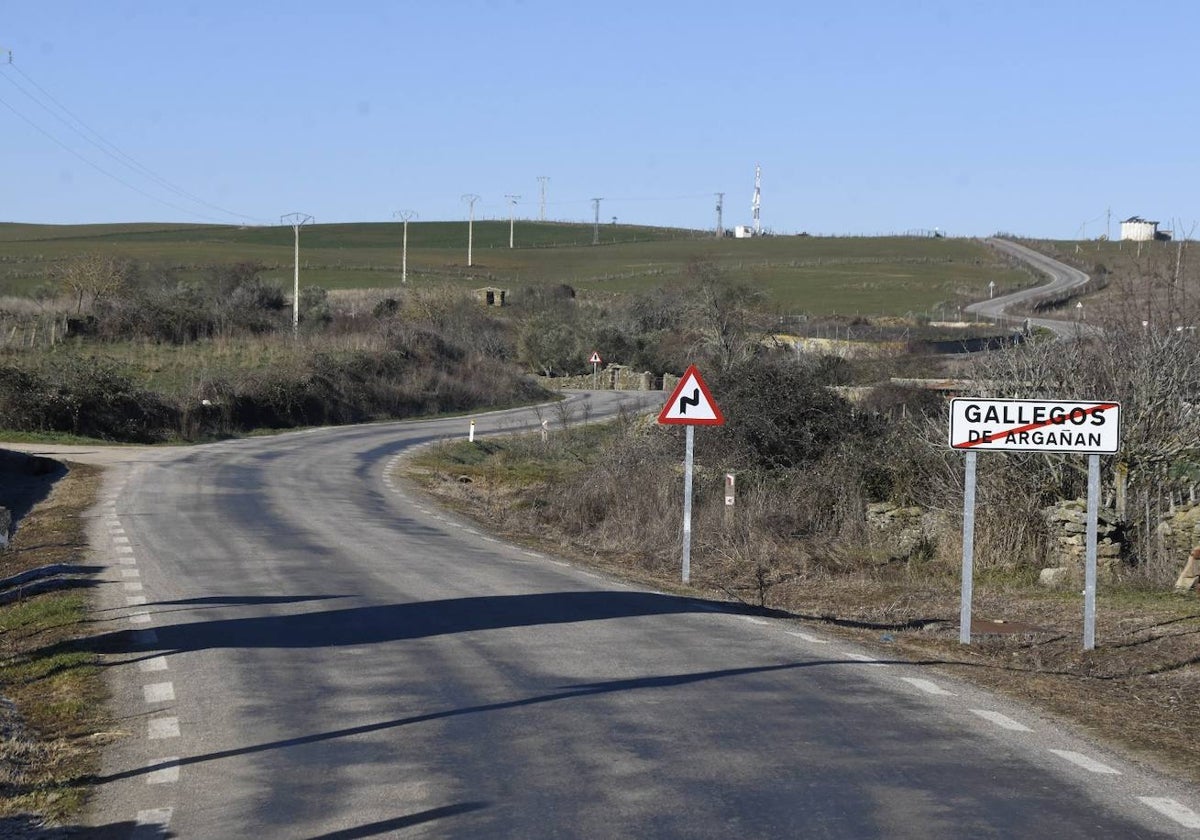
[55,253,132,314]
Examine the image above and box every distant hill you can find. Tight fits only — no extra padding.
[0,221,1031,316]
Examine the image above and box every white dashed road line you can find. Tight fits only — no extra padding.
[145,759,180,785]
[143,682,176,704]
[120,568,140,578]
[128,612,152,625]
[899,677,955,696]
[133,808,173,837]
[132,629,158,646]
[742,617,770,626]
[1048,749,1121,775]
[123,581,144,592]
[969,709,1032,732]
[138,656,169,673]
[148,717,181,740]
[1137,797,1200,829]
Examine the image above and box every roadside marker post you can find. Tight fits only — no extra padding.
[949,398,1120,650]
[658,365,725,584]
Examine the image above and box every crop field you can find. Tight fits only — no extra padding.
[0,221,1033,316]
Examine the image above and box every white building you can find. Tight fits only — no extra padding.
[1120,216,1162,242]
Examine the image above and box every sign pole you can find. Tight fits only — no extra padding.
[657,364,724,586]
[1084,453,1100,650]
[681,425,694,584]
[592,360,598,389]
[959,450,977,645]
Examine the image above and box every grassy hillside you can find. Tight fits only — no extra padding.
[0,221,1031,316]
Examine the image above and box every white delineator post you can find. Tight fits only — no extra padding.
[469,420,476,442]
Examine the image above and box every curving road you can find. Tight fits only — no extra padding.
[10,391,1200,838]
[969,238,1098,338]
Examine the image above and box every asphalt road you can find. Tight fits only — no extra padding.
[969,238,1099,338]
[14,390,1200,838]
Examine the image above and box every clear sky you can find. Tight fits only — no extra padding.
[1,1,1196,238]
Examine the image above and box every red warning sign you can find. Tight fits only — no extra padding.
[658,365,725,426]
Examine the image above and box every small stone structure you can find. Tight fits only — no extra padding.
[1040,500,1123,584]
[865,501,934,562]
[474,287,507,306]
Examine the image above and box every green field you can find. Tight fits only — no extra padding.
[0,221,1033,316]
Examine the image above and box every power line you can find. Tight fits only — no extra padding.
[0,58,268,224]
[0,90,231,223]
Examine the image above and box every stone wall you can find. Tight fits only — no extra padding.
[537,366,663,391]
[1039,500,1122,584]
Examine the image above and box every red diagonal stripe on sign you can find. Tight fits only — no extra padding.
[953,402,1119,449]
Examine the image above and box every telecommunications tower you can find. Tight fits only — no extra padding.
[752,164,762,235]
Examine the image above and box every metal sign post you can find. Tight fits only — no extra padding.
[1084,453,1100,650]
[681,426,695,584]
[658,365,725,584]
[949,398,1120,649]
[588,351,602,389]
[960,450,977,644]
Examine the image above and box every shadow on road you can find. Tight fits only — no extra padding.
[84,655,932,787]
[303,802,489,839]
[65,590,752,657]
[0,814,172,838]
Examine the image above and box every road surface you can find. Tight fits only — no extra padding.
[9,390,1200,838]
[970,238,1099,338]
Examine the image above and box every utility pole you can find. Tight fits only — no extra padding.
[505,194,521,248]
[461,194,480,267]
[715,192,725,238]
[280,213,313,335]
[537,176,549,221]
[394,210,417,283]
[591,197,603,245]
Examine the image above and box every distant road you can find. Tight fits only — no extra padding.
[968,238,1097,338]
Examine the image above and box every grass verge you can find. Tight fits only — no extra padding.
[0,461,109,824]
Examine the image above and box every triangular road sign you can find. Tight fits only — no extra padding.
[658,364,725,426]
[588,351,602,365]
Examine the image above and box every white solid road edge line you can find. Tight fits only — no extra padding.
[1048,749,1121,775]
[134,808,173,831]
[786,631,830,644]
[842,652,886,666]
[1137,797,1200,829]
[900,677,955,696]
[969,709,1032,732]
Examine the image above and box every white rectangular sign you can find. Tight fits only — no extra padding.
[949,398,1121,454]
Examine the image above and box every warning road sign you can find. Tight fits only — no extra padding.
[949,398,1120,454]
[658,365,724,426]
[588,351,602,365]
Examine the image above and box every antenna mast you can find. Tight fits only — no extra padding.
[537,176,549,221]
[752,164,762,236]
[715,193,725,238]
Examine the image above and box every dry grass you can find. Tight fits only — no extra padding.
[0,461,109,824]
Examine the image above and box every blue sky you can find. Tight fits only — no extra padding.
[1,1,1195,238]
